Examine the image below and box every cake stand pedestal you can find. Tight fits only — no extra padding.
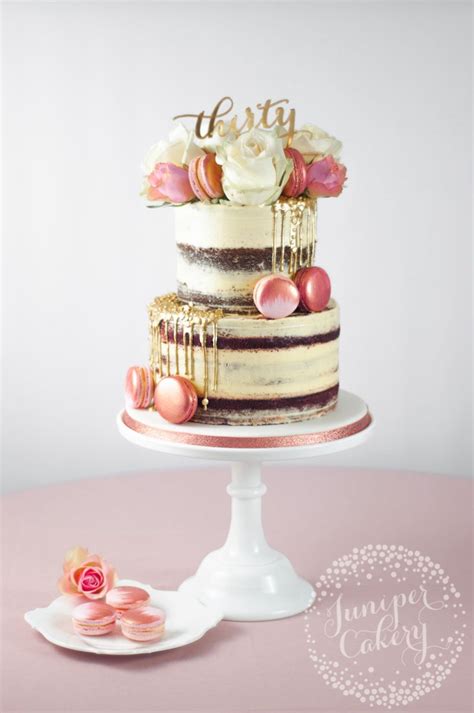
[117,390,373,621]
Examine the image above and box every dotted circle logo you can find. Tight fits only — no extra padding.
[304,545,466,709]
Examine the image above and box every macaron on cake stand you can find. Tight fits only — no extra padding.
[118,389,373,622]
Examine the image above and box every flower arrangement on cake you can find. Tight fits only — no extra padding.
[141,97,346,207]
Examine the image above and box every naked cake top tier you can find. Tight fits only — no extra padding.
[175,198,317,312]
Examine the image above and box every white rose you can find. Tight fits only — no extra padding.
[290,124,342,164]
[142,124,204,175]
[216,128,292,206]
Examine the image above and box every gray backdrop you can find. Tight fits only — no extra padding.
[2,1,472,492]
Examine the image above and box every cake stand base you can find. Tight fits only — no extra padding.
[118,390,374,621]
[179,462,314,621]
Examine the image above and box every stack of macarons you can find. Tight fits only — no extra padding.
[72,586,166,643]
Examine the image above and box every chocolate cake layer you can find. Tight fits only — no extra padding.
[177,244,311,272]
[158,321,340,349]
[196,385,339,411]
[191,386,339,426]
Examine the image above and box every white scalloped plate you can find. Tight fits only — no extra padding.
[24,579,223,655]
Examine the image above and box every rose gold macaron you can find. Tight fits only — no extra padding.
[125,366,155,409]
[189,154,223,201]
[188,156,209,201]
[294,266,332,312]
[154,375,198,424]
[121,606,166,642]
[72,602,116,636]
[283,148,307,198]
[253,274,300,319]
[105,586,151,617]
[197,153,224,199]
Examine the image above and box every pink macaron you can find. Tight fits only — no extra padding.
[283,148,307,198]
[120,606,166,642]
[253,274,300,319]
[198,153,224,199]
[72,602,117,637]
[154,375,198,424]
[125,366,155,409]
[294,266,332,312]
[105,586,151,617]
[188,155,209,201]
[189,154,223,201]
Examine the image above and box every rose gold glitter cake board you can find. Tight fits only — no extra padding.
[119,390,372,455]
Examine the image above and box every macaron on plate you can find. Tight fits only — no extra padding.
[24,579,222,656]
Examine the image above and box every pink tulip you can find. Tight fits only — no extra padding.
[306,155,347,198]
[58,547,117,600]
[146,162,195,204]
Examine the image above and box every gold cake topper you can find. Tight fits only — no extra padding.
[173,96,296,143]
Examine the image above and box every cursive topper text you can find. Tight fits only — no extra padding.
[173,96,296,143]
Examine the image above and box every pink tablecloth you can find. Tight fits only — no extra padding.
[2,467,472,713]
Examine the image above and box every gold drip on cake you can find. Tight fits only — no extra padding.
[212,321,218,391]
[200,318,209,410]
[278,201,286,272]
[164,317,171,376]
[271,196,317,276]
[173,315,179,375]
[148,294,223,410]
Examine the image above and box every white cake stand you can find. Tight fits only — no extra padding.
[117,390,373,622]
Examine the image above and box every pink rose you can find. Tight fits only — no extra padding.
[305,155,347,198]
[58,546,117,600]
[145,162,195,204]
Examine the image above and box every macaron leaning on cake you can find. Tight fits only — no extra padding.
[72,602,117,636]
[125,366,155,409]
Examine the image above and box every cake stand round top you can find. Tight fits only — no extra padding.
[118,390,373,461]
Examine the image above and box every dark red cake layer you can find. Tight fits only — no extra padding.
[156,323,340,350]
[199,384,339,412]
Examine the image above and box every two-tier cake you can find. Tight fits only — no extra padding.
[125,98,347,426]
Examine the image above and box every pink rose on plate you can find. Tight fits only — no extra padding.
[306,155,347,198]
[58,546,117,600]
[145,162,195,205]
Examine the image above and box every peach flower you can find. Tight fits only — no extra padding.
[305,155,347,198]
[58,546,117,600]
[145,162,195,204]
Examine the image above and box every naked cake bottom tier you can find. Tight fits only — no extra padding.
[148,294,340,426]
